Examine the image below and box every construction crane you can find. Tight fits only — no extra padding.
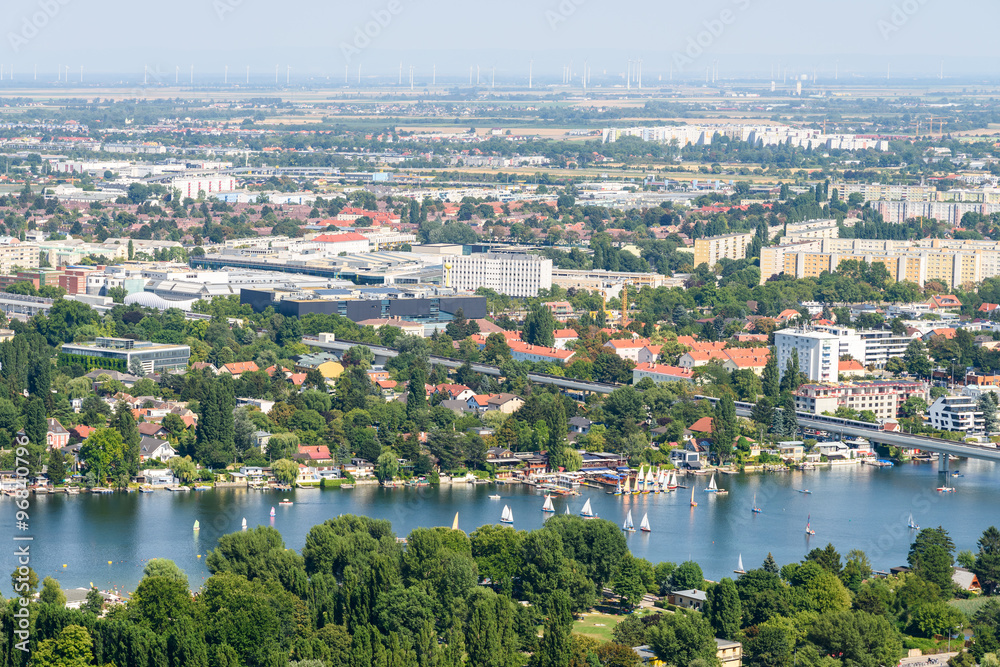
[921,116,948,137]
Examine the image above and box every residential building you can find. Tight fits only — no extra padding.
[637,345,663,364]
[720,348,771,375]
[507,340,575,364]
[693,232,754,268]
[0,241,40,274]
[46,419,69,450]
[550,268,669,291]
[553,328,578,349]
[446,253,552,297]
[604,338,652,362]
[785,218,839,240]
[793,380,927,421]
[839,359,866,378]
[220,361,260,378]
[466,393,525,414]
[312,232,371,255]
[355,318,425,337]
[632,363,694,384]
[59,337,191,374]
[714,638,743,667]
[669,589,707,612]
[138,437,176,462]
[928,394,985,433]
[775,329,839,383]
[568,417,593,434]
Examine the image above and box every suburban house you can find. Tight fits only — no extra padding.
[138,422,170,439]
[344,458,374,477]
[296,445,332,462]
[632,362,694,385]
[637,345,664,365]
[927,294,963,311]
[467,393,525,414]
[953,568,981,592]
[138,437,176,462]
[568,416,593,435]
[220,361,259,378]
[507,340,575,364]
[669,589,707,612]
[604,338,652,362]
[434,384,476,402]
[553,328,579,349]
[839,359,866,378]
[47,419,70,450]
[635,638,741,667]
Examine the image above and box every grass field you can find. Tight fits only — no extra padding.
[572,606,664,643]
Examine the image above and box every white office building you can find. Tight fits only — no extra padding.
[446,253,552,298]
[928,395,985,434]
[775,329,839,383]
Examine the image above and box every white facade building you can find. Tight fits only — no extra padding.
[775,329,839,383]
[928,395,985,434]
[446,253,552,298]
[171,176,237,199]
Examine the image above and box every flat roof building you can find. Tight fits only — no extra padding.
[60,337,191,374]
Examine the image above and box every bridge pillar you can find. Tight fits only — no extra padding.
[938,451,949,474]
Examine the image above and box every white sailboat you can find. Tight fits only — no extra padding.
[705,472,719,492]
[907,513,919,530]
[542,495,555,513]
[644,467,656,493]
[193,520,200,531]
[564,505,570,515]
[734,554,745,574]
[580,498,596,518]
[639,513,651,533]
[805,514,815,535]
[668,470,678,490]
[636,466,644,493]
[269,506,276,517]
[241,518,247,531]
[751,494,761,513]
[500,505,514,524]
[623,476,632,495]
[623,510,636,532]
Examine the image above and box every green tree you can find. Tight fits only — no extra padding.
[470,524,525,597]
[47,447,67,485]
[129,575,194,633]
[808,610,903,667]
[25,395,46,446]
[975,526,1000,595]
[909,527,956,593]
[711,394,738,463]
[79,427,127,484]
[11,564,38,597]
[707,577,742,640]
[82,587,104,615]
[375,450,399,485]
[905,339,932,379]
[271,458,299,485]
[536,590,574,667]
[142,558,189,587]
[612,554,647,611]
[761,351,779,399]
[980,393,999,434]
[910,600,965,638]
[672,560,704,591]
[743,616,796,667]
[523,304,557,347]
[647,610,719,667]
[32,624,95,667]
[39,575,67,606]
[113,400,141,476]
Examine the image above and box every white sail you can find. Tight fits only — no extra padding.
[623,510,634,531]
[241,518,247,531]
[543,496,555,512]
[645,468,655,484]
[580,498,594,517]
[564,505,570,515]
[501,505,513,522]
[738,554,744,571]
[707,473,718,491]
[639,513,650,532]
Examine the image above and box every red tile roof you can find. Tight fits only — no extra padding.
[222,361,259,375]
[313,232,368,243]
[688,417,714,433]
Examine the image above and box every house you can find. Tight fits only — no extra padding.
[637,345,664,364]
[678,349,726,369]
[368,370,391,383]
[69,425,95,441]
[376,379,399,396]
[356,318,425,337]
[604,338,652,362]
[922,328,957,342]
[84,369,141,388]
[670,449,700,469]
[47,419,69,450]
[296,445,332,461]
[294,352,344,380]
[220,361,259,378]
[507,340,575,364]
[296,464,320,486]
[440,399,475,415]
[687,417,714,435]
[138,437,175,462]
[839,359,867,378]
[634,639,741,667]
[632,363,694,385]
[467,393,525,414]
[568,416,593,434]
[344,458,374,477]
[190,362,219,374]
[434,384,476,402]
[253,431,272,452]
[138,422,169,439]
[543,302,574,319]
[979,303,1000,315]
[953,568,981,592]
[927,294,963,311]
[720,349,771,376]
[553,328,578,349]
[670,589,707,612]
[777,441,805,461]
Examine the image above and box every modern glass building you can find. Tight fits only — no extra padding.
[59,337,190,374]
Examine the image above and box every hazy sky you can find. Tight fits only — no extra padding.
[4,0,997,82]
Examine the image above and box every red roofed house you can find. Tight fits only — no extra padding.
[638,345,663,365]
[220,361,259,378]
[679,348,728,369]
[687,417,714,434]
[979,303,1000,314]
[839,359,867,378]
[553,328,579,349]
[312,232,371,254]
[632,363,694,385]
[603,338,652,362]
[775,309,803,323]
[434,384,475,402]
[69,425,95,441]
[720,348,772,376]
[543,302,574,319]
[47,419,69,450]
[296,445,332,461]
[508,340,575,364]
[927,294,962,310]
[923,328,957,342]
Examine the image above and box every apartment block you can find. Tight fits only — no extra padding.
[0,242,40,275]
[446,253,552,298]
[775,329,839,383]
[693,232,753,268]
[794,380,927,421]
[928,394,985,434]
[785,218,840,240]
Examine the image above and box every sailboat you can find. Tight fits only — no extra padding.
[542,495,555,513]
[564,505,570,515]
[705,472,719,492]
[623,510,636,532]
[668,470,679,490]
[644,467,656,493]
[193,520,200,531]
[636,466,644,493]
[452,512,460,530]
[690,487,698,507]
[500,505,514,524]
[241,518,247,531]
[751,494,762,514]
[612,479,623,495]
[734,554,745,574]
[269,506,276,517]
[907,513,919,530]
[805,514,815,536]
[639,513,651,533]
[623,476,632,495]
[580,498,596,518]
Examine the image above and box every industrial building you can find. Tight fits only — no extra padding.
[60,337,191,374]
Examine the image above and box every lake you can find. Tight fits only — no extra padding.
[5,458,998,595]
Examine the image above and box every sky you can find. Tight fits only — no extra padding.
[2,0,998,83]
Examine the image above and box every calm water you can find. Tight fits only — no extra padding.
[4,460,998,595]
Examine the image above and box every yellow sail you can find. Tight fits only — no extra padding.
[623,476,631,494]
[451,512,459,531]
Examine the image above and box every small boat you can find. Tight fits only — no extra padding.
[270,507,276,517]
[636,466,644,493]
[580,498,596,518]
[951,471,964,477]
[542,495,555,513]
[734,554,745,574]
[452,512,460,531]
[690,487,698,508]
[193,520,200,531]
[500,505,514,524]
[611,480,623,495]
[639,512,651,533]
[341,484,354,489]
[644,468,656,493]
[489,494,501,500]
[623,476,632,495]
[667,470,678,490]
[139,487,154,494]
[623,510,636,533]
[798,489,812,494]
[751,493,762,514]
[805,514,815,536]
[564,505,570,515]
[705,472,719,492]
[907,513,919,530]
[279,499,293,506]
[936,486,957,493]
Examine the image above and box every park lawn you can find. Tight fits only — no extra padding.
[573,607,664,643]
